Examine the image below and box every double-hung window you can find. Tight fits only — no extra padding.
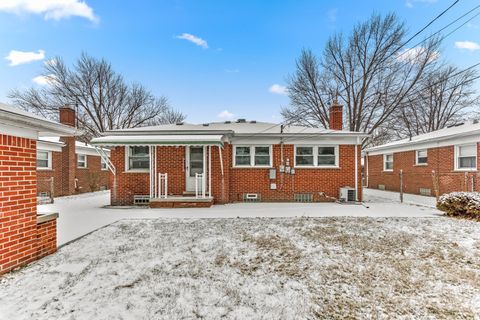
[416,150,428,165]
[455,144,477,171]
[101,158,108,170]
[37,151,52,169]
[127,146,150,171]
[295,146,339,167]
[233,146,271,167]
[384,154,393,171]
[77,154,87,168]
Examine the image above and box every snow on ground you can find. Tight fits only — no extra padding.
[1,217,479,319]
[38,191,442,246]
[363,187,437,207]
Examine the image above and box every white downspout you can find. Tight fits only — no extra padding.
[354,137,359,202]
[218,145,224,202]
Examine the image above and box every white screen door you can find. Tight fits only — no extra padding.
[186,146,205,192]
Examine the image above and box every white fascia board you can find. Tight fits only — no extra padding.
[0,121,38,139]
[37,140,64,152]
[231,135,362,145]
[0,111,79,137]
[366,135,480,156]
[76,145,110,157]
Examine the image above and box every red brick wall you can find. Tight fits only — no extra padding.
[110,143,362,205]
[366,143,480,196]
[36,219,57,259]
[74,154,109,194]
[0,134,58,275]
[37,151,62,197]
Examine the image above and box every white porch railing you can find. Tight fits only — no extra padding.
[195,173,206,199]
[158,173,168,199]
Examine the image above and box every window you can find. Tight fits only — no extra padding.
[294,146,339,167]
[455,144,477,171]
[36,151,51,169]
[101,158,108,170]
[77,154,87,168]
[127,146,150,171]
[416,150,428,165]
[233,146,271,167]
[384,154,393,171]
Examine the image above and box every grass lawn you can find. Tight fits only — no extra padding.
[1,217,479,319]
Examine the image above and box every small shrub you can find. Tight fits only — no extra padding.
[437,192,480,217]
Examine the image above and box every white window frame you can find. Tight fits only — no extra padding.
[294,145,339,168]
[233,145,272,168]
[101,157,108,171]
[454,144,477,171]
[77,154,87,169]
[415,149,428,166]
[125,146,150,172]
[383,154,393,172]
[36,150,52,170]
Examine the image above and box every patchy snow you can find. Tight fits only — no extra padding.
[1,217,479,319]
[364,187,437,208]
[37,191,442,246]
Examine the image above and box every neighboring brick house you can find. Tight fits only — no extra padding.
[0,103,77,275]
[91,103,368,207]
[364,121,480,197]
[36,107,110,198]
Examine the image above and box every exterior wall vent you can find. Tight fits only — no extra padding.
[339,187,356,202]
[243,193,260,202]
[133,195,150,205]
[294,193,313,202]
[378,184,386,190]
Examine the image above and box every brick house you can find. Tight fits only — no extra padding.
[91,103,368,207]
[364,121,480,197]
[0,103,77,275]
[36,107,110,199]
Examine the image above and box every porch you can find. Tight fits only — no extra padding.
[91,134,226,207]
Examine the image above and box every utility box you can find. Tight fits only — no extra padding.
[270,183,277,190]
[269,168,276,180]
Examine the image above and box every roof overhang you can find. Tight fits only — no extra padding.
[90,134,225,147]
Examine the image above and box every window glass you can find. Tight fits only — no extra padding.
[296,147,314,166]
[101,158,108,170]
[416,150,427,164]
[235,146,251,166]
[77,154,87,168]
[318,147,336,166]
[254,146,270,166]
[384,154,393,170]
[457,145,476,169]
[128,146,149,170]
[37,151,49,168]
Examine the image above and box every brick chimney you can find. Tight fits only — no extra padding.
[59,105,77,195]
[329,102,343,131]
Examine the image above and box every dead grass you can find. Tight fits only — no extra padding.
[1,217,480,319]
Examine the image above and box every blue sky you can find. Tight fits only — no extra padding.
[0,0,479,123]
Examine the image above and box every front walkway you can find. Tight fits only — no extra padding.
[38,191,442,247]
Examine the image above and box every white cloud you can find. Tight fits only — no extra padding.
[269,84,287,95]
[5,49,45,66]
[396,47,439,64]
[176,33,208,49]
[405,0,437,8]
[0,0,98,22]
[454,41,480,51]
[32,74,56,86]
[217,110,234,119]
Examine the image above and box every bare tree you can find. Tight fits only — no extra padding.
[9,53,185,140]
[282,13,440,146]
[392,64,480,139]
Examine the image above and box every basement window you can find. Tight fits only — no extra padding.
[455,144,477,171]
[77,154,87,168]
[127,146,150,171]
[37,150,52,169]
[416,150,428,165]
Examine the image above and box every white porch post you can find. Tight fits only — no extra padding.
[208,146,212,197]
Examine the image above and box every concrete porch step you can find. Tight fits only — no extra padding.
[150,196,214,208]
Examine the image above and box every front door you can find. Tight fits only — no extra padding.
[185,146,205,192]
